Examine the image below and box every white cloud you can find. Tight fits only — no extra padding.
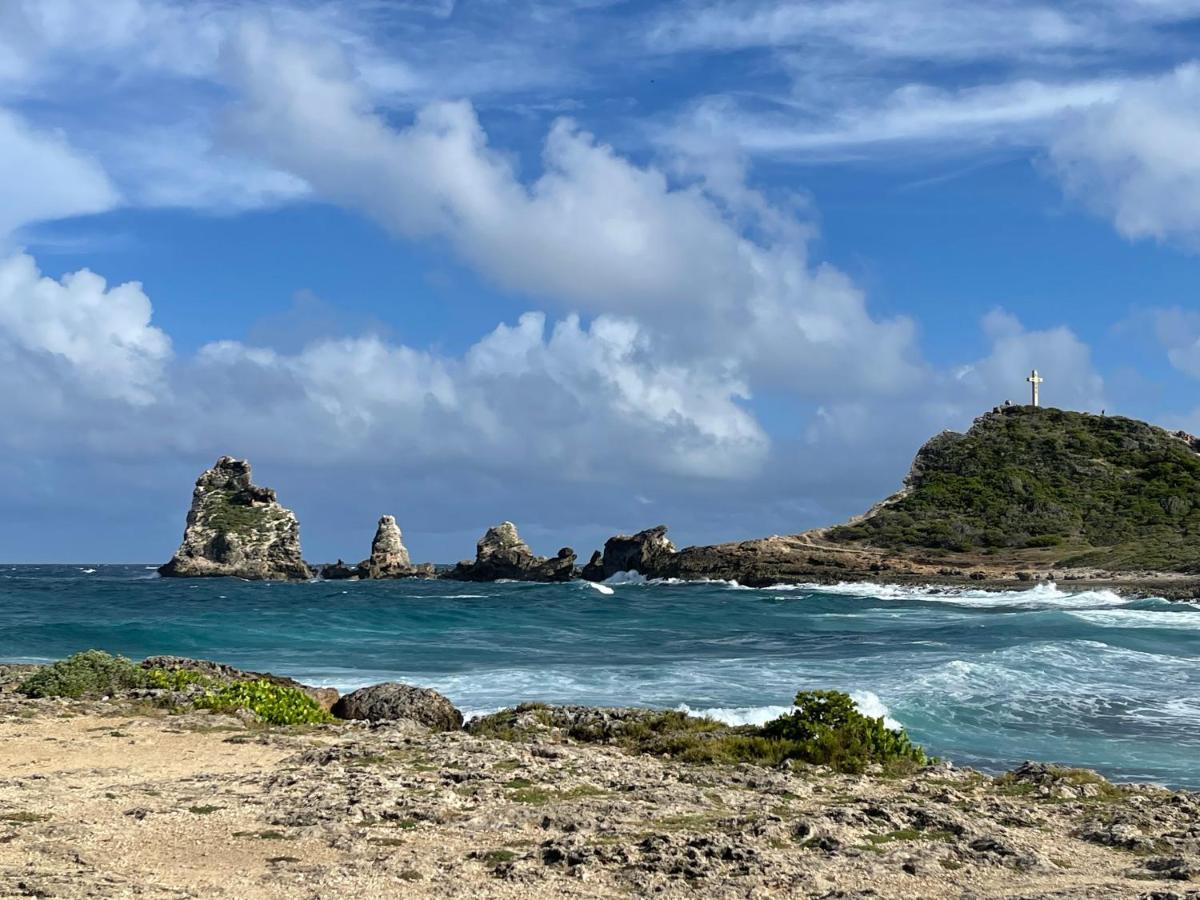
[223,25,924,398]
[1049,63,1200,246]
[0,109,119,242]
[668,77,1128,160]
[1146,307,1200,378]
[0,253,170,405]
[646,0,1200,60]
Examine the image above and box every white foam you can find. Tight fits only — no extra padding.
[677,690,902,731]
[603,571,647,585]
[602,571,750,590]
[771,580,1134,609]
[1066,608,1200,630]
[79,568,97,574]
[583,581,615,595]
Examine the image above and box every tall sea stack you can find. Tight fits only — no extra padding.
[158,456,311,581]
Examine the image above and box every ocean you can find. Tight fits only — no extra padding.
[2,565,1199,787]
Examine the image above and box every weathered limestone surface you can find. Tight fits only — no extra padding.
[447,522,576,582]
[158,457,312,581]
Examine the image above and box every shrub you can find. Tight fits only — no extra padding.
[18,650,150,699]
[194,679,334,725]
[761,690,928,774]
[143,667,217,691]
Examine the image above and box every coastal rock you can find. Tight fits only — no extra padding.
[139,655,339,711]
[331,682,463,731]
[319,559,361,580]
[447,521,576,582]
[364,515,414,578]
[583,525,676,581]
[158,456,312,581]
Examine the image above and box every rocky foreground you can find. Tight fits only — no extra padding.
[1,665,1198,899]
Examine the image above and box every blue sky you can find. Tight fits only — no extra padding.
[3,0,1200,563]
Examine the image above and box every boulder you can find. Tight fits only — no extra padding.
[364,515,415,578]
[139,655,339,711]
[582,525,676,581]
[446,521,576,582]
[158,457,312,581]
[331,682,463,731]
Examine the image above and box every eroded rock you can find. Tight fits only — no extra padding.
[331,682,463,731]
[158,457,311,581]
[447,522,576,582]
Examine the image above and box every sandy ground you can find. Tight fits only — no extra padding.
[2,694,1198,899]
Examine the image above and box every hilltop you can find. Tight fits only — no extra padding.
[828,405,1200,572]
[588,406,1200,596]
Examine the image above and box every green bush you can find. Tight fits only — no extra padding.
[194,679,334,725]
[761,690,929,774]
[18,650,150,699]
[143,667,217,691]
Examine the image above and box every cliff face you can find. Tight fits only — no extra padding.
[158,457,311,581]
[829,405,1200,571]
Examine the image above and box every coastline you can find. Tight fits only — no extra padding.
[1,662,1196,898]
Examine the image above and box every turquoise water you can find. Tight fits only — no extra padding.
[2,565,1199,786]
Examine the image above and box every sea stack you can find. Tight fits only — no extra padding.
[447,521,576,582]
[365,515,414,578]
[158,456,311,581]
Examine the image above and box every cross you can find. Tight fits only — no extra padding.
[1027,369,1044,407]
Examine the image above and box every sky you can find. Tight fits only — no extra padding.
[3,0,1200,564]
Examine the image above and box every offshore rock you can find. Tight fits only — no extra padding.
[583,525,676,581]
[319,559,361,580]
[331,682,463,731]
[364,515,414,578]
[158,457,312,581]
[447,521,576,582]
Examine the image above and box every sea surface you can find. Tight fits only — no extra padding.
[2,565,1199,786]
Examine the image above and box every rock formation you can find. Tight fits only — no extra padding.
[581,525,676,581]
[158,457,312,581]
[364,515,414,578]
[446,521,576,582]
[331,682,463,731]
[317,515,434,580]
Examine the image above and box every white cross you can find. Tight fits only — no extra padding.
[1027,369,1044,407]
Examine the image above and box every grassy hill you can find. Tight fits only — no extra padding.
[828,405,1200,572]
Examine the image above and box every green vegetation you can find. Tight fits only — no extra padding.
[21,652,332,726]
[194,679,334,726]
[472,690,930,775]
[828,406,1200,571]
[761,690,929,774]
[18,650,149,699]
[201,489,276,535]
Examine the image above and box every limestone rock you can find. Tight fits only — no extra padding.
[158,457,312,581]
[447,521,576,582]
[582,525,676,581]
[364,515,414,578]
[331,682,463,731]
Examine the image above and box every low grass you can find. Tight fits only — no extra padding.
[194,680,334,726]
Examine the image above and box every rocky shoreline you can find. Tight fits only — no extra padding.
[157,457,1200,600]
[1,657,1198,898]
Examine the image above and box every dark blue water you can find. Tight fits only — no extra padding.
[3,565,1199,786]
